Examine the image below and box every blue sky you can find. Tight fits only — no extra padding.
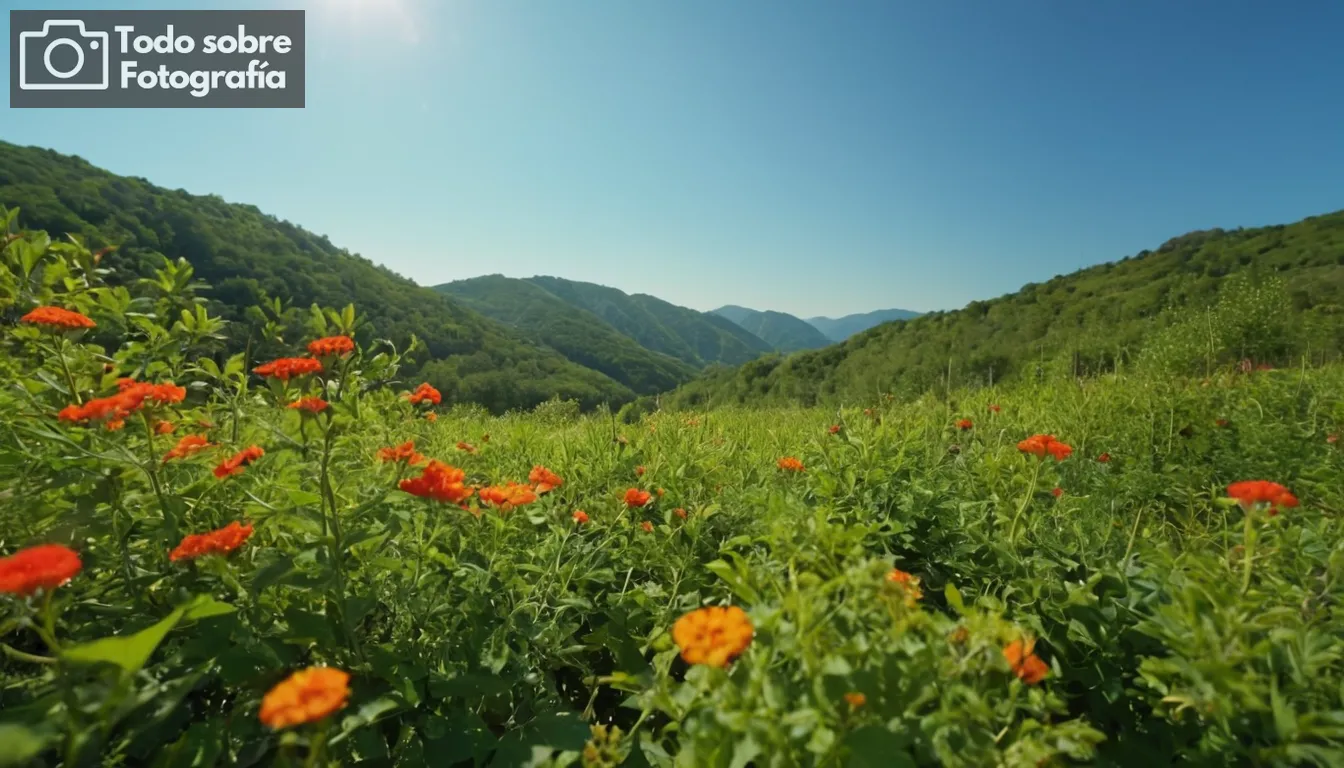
[4,1,1343,317]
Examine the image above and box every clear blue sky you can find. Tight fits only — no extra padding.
[4,0,1343,318]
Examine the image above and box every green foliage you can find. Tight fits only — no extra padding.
[4,213,1344,766]
[0,142,633,413]
[674,215,1344,408]
[436,275,697,395]
[712,305,833,351]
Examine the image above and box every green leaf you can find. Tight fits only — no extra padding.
[62,596,233,677]
[845,726,915,768]
[0,724,47,767]
[944,583,965,614]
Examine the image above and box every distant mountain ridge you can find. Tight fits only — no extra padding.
[807,308,921,341]
[435,275,772,389]
[711,305,833,352]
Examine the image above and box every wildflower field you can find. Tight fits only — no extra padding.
[2,213,1344,767]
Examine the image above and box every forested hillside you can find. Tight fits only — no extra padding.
[522,276,772,367]
[0,142,633,412]
[436,275,697,394]
[711,305,833,351]
[670,212,1344,407]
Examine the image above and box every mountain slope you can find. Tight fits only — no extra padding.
[0,141,633,412]
[522,276,772,367]
[435,275,697,394]
[711,305,833,352]
[671,212,1344,408]
[807,308,921,341]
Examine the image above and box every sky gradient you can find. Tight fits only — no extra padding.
[4,0,1344,317]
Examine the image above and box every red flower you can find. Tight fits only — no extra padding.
[0,544,82,596]
[1227,481,1298,515]
[675,508,687,520]
[989,404,1002,413]
[154,420,175,435]
[572,510,589,524]
[1017,434,1072,461]
[307,335,355,358]
[1097,452,1111,463]
[214,446,265,479]
[1051,487,1063,498]
[399,460,472,503]
[634,465,646,477]
[164,434,213,462]
[377,440,425,465]
[641,521,654,533]
[1329,433,1339,445]
[169,521,254,562]
[20,306,95,330]
[57,380,186,426]
[425,412,438,422]
[828,424,841,434]
[407,382,441,406]
[288,397,329,414]
[777,456,805,472]
[1003,639,1049,685]
[1215,418,1230,428]
[456,441,477,454]
[479,482,537,510]
[624,488,652,507]
[529,465,563,493]
[254,357,323,381]
[956,418,973,430]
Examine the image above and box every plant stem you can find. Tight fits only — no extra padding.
[54,335,82,404]
[1240,505,1257,595]
[1007,460,1042,545]
[1,643,56,664]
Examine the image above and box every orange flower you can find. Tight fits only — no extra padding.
[1097,452,1111,463]
[164,434,213,462]
[377,440,426,465]
[1227,480,1298,515]
[529,465,563,493]
[777,456,805,472]
[656,487,665,497]
[624,488,651,507]
[844,692,866,710]
[989,404,1002,413]
[0,544,82,596]
[253,357,323,381]
[479,482,537,510]
[456,441,476,454]
[672,605,754,667]
[288,397,329,414]
[956,418,973,430]
[214,446,265,479]
[1328,433,1339,445]
[1017,434,1072,460]
[886,568,923,602]
[1051,487,1063,498]
[154,420,175,435]
[425,412,438,423]
[259,667,350,729]
[57,381,186,426]
[306,335,355,358]
[641,521,654,533]
[399,460,473,503]
[828,424,841,434]
[674,507,687,520]
[1003,638,1049,685]
[635,465,646,477]
[407,382,441,406]
[106,418,125,431]
[169,521,254,562]
[572,510,589,524]
[20,306,95,330]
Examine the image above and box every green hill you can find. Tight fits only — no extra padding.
[0,141,633,412]
[522,276,772,367]
[712,305,833,351]
[807,308,921,341]
[435,275,698,394]
[672,212,1344,408]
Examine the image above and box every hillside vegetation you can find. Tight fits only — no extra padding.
[4,217,1344,765]
[807,307,921,342]
[522,276,772,367]
[712,304,833,351]
[436,275,698,395]
[0,142,634,413]
[673,212,1344,408]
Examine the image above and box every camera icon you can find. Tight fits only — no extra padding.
[18,20,110,90]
